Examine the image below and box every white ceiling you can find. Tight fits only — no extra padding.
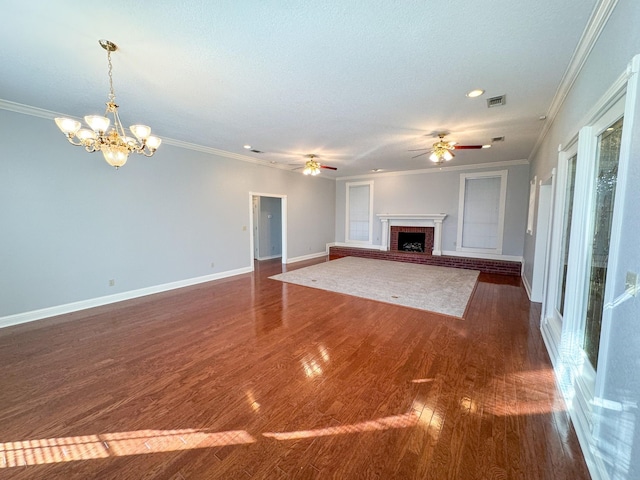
[0,0,599,177]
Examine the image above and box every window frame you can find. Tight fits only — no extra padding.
[456,170,508,255]
[345,180,374,245]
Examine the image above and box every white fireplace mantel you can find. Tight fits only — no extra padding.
[376,213,447,255]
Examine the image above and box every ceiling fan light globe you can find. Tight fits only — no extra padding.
[429,152,440,162]
[443,150,453,161]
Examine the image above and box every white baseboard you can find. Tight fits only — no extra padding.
[256,254,282,261]
[522,274,533,300]
[0,266,253,330]
[286,251,328,264]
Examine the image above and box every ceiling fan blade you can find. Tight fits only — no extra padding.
[411,152,429,159]
[320,165,337,170]
[408,148,430,152]
[453,145,484,150]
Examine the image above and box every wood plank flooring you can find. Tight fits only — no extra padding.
[0,258,590,479]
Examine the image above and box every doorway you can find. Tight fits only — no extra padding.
[249,192,287,266]
[530,179,553,302]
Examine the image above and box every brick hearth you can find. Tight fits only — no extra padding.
[329,246,521,276]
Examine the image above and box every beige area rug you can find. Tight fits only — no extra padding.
[270,257,479,318]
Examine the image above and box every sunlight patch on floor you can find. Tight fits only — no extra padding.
[0,429,256,468]
[262,412,419,440]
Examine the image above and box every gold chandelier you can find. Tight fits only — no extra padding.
[303,155,321,176]
[54,40,161,169]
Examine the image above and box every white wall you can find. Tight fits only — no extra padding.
[335,162,530,257]
[0,109,335,320]
[527,1,640,478]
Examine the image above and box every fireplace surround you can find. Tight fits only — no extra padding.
[377,214,447,255]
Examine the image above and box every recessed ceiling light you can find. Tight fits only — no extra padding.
[243,145,252,149]
[466,89,485,98]
[371,168,383,172]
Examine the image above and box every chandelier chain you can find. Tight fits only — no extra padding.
[107,50,115,103]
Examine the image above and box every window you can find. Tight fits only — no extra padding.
[456,170,508,254]
[526,177,537,235]
[346,181,373,244]
[582,116,623,370]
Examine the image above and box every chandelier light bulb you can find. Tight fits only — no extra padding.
[130,124,151,140]
[146,136,162,150]
[54,117,81,135]
[76,129,97,142]
[84,115,111,133]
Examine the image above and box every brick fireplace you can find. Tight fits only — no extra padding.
[377,213,447,255]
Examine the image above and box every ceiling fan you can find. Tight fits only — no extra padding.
[292,154,338,176]
[410,133,491,164]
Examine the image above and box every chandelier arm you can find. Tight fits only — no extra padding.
[65,135,84,147]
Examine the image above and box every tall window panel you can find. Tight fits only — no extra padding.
[457,171,507,254]
[583,117,623,370]
[346,181,373,243]
[555,154,578,318]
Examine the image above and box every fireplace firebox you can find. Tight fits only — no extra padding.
[390,226,434,254]
[398,232,425,252]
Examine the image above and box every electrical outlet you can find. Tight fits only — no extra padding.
[242,226,247,231]
[625,271,638,296]
[109,279,115,287]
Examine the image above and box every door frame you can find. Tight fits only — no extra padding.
[540,54,640,479]
[249,192,287,266]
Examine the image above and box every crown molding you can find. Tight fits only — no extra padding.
[336,159,529,181]
[0,99,65,120]
[529,0,620,161]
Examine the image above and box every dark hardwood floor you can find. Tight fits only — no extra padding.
[0,257,590,479]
